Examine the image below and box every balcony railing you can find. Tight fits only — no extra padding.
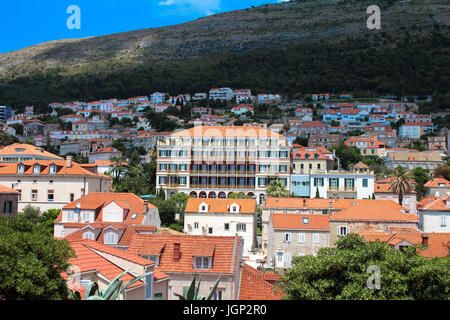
[328,186,357,192]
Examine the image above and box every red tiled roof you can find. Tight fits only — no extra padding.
[185,198,256,214]
[418,195,450,211]
[264,198,405,210]
[239,264,283,300]
[424,178,450,188]
[128,234,241,275]
[330,202,418,222]
[271,214,329,230]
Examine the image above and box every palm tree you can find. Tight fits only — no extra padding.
[266,180,289,197]
[389,166,414,206]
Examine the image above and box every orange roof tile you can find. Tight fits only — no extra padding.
[185,198,256,214]
[330,202,419,222]
[271,214,329,230]
[168,126,285,138]
[0,184,19,194]
[239,264,283,300]
[424,178,450,188]
[128,234,241,275]
[0,143,62,159]
[374,183,416,194]
[418,195,450,211]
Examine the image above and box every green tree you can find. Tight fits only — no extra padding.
[266,180,289,197]
[38,209,61,234]
[315,187,320,198]
[0,216,75,300]
[329,144,362,170]
[434,164,450,181]
[410,167,431,200]
[0,131,19,145]
[22,205,41,224]
[389,166,415,206]
[228,192,251,199]
[277,234,450,300]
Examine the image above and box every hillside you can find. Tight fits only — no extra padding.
[0,0,449,108]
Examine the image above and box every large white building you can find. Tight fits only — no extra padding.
[156,126,291,204]
[419,195,450,233]
[184,198,257,253]
[0,157,111,212]
[209,87,234,101]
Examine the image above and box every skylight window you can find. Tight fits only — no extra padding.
[131,213,138,219]
[302,218,309,225]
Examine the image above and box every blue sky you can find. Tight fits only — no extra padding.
[0,0,285,54]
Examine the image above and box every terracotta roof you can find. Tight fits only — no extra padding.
[0,184,19,194]
[330,202,418,222]
[419,233,450,258]
[185,198,256,214]
[0,143,62,159]
[350,161,369,169]
[239,264,283,300]
[374,183,416,194]
[128,234,241,275]
[0,160,106,177]
[418,195,450,211]
[292,149,330,160]
[271,214,329,230]
[264,197,405,211]
[168,126,284,138]
[424,178,450,188]
[66,239,153,289]
[58,192,156,225]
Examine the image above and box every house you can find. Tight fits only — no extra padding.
[322,109,369,123]
[54,192,161,241]
[261,198,400,252]
[329,201,419,246]
[374,183,417,215]
[0,105,14,122]
[0,156,111,212]
[291,147,334,174]
[267,214,329,271]
[424,177,450,197]
[428,136,446,152]
[0,184,19,217]
[399,122,422,139]
[295,107,313,118]
[0,143,63,162]
[184,198,257,253]
[418,195,450,233]
[64,239,170,300]
[72,121,95,132]
[231,104,254,115]
[128,234,243,300]
[60,140,91,157]
[288,121,327,137]
[345,137,386,156]
[384,150,444,170]
[238,264,283,300]
[150,92,166,104]
[257,94,281,103]
[308,134,341,149]
[360,227,450,258]
[209,88,234,101]
[88,147,123,164]
[24,120,45,137]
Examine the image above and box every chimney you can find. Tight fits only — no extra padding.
[173,242,181,260]
[66,155,73,168]
[422,234,429,247]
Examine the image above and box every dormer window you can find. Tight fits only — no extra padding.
[17,164,25,174]
[83,230,95,240]
[33,164,41,174]
[193,256,212,269]
[199,202,209,212]
[104,231,118,245]
[230,203,240,213]
[49,164,57,174]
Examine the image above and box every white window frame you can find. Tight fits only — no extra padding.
[313,233,319,244]
[298,233,306,243]
[337,226,350,236]
[284,233,291,243]
[105,231,118,245]
[236,223,246,232]
[193,256,211,269]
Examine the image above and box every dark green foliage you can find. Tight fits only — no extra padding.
[410,167,431,200]
[329,144,362,170]
[0,215,75,300]
[277,234,450,300]
[1,31,448,109]
[434,164,450,181]
[0,131,19,145]
[38,209,61,235]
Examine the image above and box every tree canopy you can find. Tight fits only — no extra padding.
[277,234,450,300]
[0,216,75,300]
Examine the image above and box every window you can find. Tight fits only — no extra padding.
[236,223,246,232]
[284,233,291,243]
[302,218,309,225]
[208,227,213,234]
[224,223,229,231]
[3,201,12,213]
[313,233,319,243]
[194,222,199,229]
[47,190,54,202]
[337,226,350,236]
[17,190,21,201]
[49,165,57,174]
[33,165,41,174]
[105,232,118,244]
[131,213,138,219]
[31,190,38,201]
[441,216,447,227]
[194,256,211,269]
[154,293,163,300]
[70,193,75,202]
[362,179,368,187]
[83,231,95,240]
[82,212,90,222]
[145,274,153,300]
[214,290,223,300]
[17,164,25,173]
[68,211,75,221]
[298,233,305,243]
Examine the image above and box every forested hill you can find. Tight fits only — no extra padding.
[0,0,449,109]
